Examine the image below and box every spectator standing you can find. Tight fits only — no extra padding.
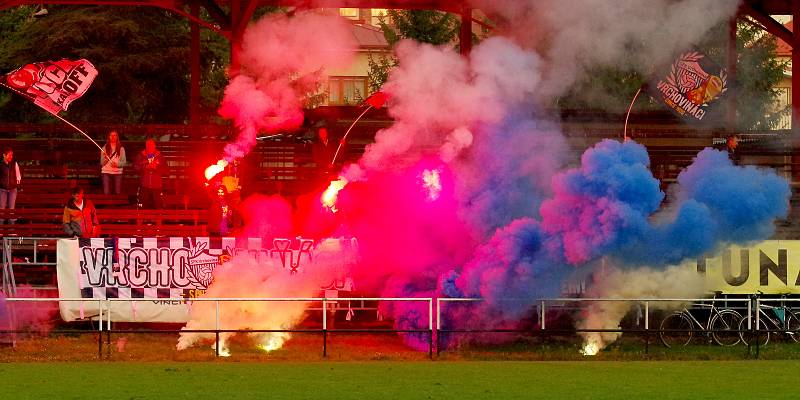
[311,126,342,189]
[206,163,242,236]
[100,130,126,195]
[62,187,100,238]
[134,138,166,209]
[0,147,21,224]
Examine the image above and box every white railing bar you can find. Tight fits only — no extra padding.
[5,297,97,301]
[436,298,441,330]
[6,296,755,304]
[436,297,751,303]
[757,297,761,330]
[428,299,433,332]
[322,299,327,330]
[101,297,433,302]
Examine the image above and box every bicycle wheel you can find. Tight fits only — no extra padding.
[784,310,800,343]
[710,309,742,346]
[738,316,769,347]
[660,312,693,348]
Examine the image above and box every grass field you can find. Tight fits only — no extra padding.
[0,360,796,400]
[3,332,800,399]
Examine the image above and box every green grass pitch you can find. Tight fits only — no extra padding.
[0,360,796,400]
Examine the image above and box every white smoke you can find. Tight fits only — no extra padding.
[177,239,358,354]
[577,262,706,353]
[471,0,741,100]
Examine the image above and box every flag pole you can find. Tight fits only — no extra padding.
[623,87,642,142]
[0,81,110,160]
[330,104,372,167]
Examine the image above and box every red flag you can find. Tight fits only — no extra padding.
[4,59,97,115]
[364,91,387,109]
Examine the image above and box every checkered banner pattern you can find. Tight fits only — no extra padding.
[55,237,342,323]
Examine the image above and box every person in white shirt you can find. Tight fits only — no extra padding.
[100,130,126,195]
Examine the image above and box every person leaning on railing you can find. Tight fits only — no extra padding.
[62,187,100,238]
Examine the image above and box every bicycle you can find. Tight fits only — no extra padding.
[738,296,800,346]
[659,295,743,348]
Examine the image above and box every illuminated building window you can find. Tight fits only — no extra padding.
[328,76,368,105]
[339,8,359,19]
[371,9,388,26]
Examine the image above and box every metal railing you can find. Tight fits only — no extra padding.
[4,295,800,359]
[1,296,434,359]
[436,297,757,355]
[1,237,60,296]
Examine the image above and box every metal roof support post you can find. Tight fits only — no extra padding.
[727,12,739,133]
[459,6,472,56]
[190,1,202,128]
[790,0,800,185]
[793,0,800,135]
[229,0,242,74]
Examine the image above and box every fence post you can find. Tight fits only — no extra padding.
[435,298,441,357]
[322,298,327,358]
[746,297,752,356]
[644,301,649,355]
[540,300,546,330]
[215,300,220,357]
[106,302,112,354]
[97,300,103,359]
[755,297,760,359]
[428,298,433,359]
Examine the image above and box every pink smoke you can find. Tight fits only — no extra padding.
[1,286,59,335]
[356,37,543,174]
[219,11,358,161]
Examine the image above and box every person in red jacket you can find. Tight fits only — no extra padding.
[62,187,100,238]
[134,137,166,209]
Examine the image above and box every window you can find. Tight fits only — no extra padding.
[773,87,792,130]
[371,9,388,26]
[339,8,359,19]
[328,77,368,105]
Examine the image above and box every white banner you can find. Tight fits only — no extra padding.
[56,237,356,322]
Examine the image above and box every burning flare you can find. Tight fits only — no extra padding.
[580,335,601,356]
[205,159,229,181]
[257,332,291,352]
[421,169,442,201]
[214,342,231,357]
[321,177,348,212]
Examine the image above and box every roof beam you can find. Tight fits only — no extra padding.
[742,2,796,48]
[257,0,461,13]
[195,0,230,29]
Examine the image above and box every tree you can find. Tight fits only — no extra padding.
[558,20,788,131]
[379,10,460,47]
[367,10,461,91]
[723,20,787,131]
[0,6,229,124]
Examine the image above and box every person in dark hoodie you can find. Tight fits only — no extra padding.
[62,187,99,238]
[0,147,21,224]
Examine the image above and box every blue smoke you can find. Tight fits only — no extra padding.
[448,139,790,326]
[455,116,568,238]
[456,218,571,319]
